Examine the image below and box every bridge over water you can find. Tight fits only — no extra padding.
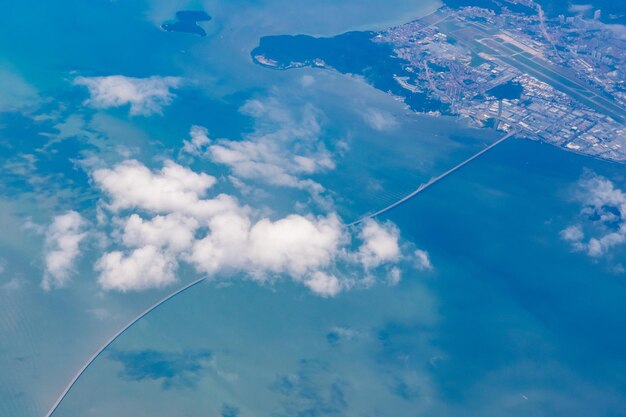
[46,129,515,417]
[350,130,516,226]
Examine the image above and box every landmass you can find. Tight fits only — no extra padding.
[252,0,626,162]
[162,10,211,37]
[253,32,446,113]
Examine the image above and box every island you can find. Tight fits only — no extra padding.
[162,10,211,37]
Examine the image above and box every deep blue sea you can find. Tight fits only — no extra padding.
[1,0,625,416]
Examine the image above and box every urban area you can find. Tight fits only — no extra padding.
[379,0,626,162]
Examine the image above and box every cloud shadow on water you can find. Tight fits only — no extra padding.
[270,359,348,417]
[108,348,212,389]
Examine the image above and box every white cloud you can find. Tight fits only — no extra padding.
[587,233,626,258]
[361,108,397,131]
[74,75,182,116]
[358,219,401,268]
[247,214,343,276]
[414,249,433,271]
[561,224,584,242]
[187,97,335,197]
[188,211,253,276]
[388,266,402,285]
[561,172,626,259]
[92,159,240,221]
[568,4,593,13]
[600,23,626,41]
[189,212,343,281]
[87,159,417,294]
[181,125,212,157]
[209,140,326,192]
[96,246,178,291]
[304,271,341,297]
[121,213,199,252]
[43,211,87,290]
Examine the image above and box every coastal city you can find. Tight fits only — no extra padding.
[378,0,626,162]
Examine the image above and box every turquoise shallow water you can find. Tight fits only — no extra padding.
[1,0,626,416]
[52,280,438,416]
[0,0,447,415]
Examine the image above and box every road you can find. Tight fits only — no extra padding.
[350,130,516,226]
[44,277,207,417]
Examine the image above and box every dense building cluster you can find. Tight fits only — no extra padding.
[378,0,626,162]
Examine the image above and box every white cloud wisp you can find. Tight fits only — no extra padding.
[74,75,182,116]
[358,219,401,268]
[561,171,626,262]
[182,98,336,198]
[43,211,87,290]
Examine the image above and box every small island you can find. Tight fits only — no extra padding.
[162,10,211,37]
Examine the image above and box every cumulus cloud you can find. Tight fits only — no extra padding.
[414,249,433,271]
[43,211,87,290]
[88,159,412,295]
[181,211,345,290]
[181,125,211,157]
[358,219,401,268]
[304,271,341,297]
[247,214,342,275]
[121,213,199,252]
[561,171,626,261]
[74,75,182,116]
[185,97,335,197]
[96,246,178,291]
[560,225,585,251]
[92,159,239,221]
